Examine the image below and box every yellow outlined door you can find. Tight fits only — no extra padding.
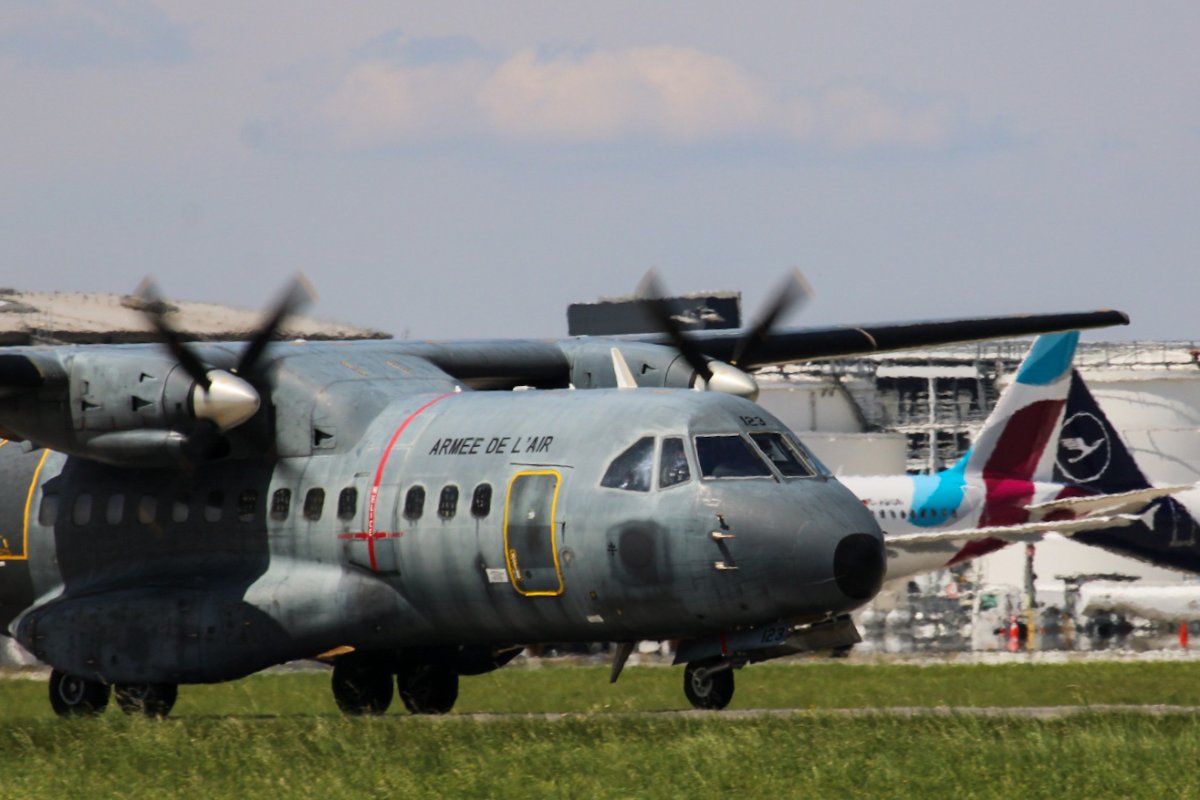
[503,471,563,596]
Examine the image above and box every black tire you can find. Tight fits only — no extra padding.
[683,660,734,710]
[398,663,459,715]
[332,659,393,716]
[49,669,110,717]
[114,683,178,718]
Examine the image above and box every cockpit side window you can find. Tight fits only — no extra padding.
[694,435,773,479]
[749,432,816,478]
[659,437,691,489]
[600,437,655,492]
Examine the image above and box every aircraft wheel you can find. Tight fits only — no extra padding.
[114,683,178,718]
[398,663,459,715]
[49,669,111,717]
[331,659,393,716]
[683,659,734,710]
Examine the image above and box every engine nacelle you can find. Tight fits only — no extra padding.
[559,340,759,398]
[0,349,257,466]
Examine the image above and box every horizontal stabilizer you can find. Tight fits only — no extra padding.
[887,513,1139,547]
[1027,485,1194,519]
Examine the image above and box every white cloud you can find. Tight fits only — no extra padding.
[320,60,490,146]
[477,47,770,142]
[316,43,962,150]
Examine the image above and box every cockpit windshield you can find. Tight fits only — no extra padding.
[600,437,654,492]
[694,435,773,479]
[659,437,691,488]
[749,432,816,478]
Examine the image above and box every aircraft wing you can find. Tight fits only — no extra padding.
[637,308,1129,368]
[1026,485,1195,519]
[886,513,1139,547]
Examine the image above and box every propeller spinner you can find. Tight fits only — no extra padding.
[636,270,811,401]
[137,276,314,458]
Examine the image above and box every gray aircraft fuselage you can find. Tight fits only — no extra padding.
[0,386,883,686]
[0,301,1127,714]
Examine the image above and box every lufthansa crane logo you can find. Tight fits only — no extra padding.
[1056,411,1111,483]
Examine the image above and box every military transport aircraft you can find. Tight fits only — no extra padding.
[0,277,1127,717]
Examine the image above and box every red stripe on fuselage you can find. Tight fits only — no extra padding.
[357,392,454,571]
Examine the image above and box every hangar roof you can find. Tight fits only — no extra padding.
[0,290,389,345]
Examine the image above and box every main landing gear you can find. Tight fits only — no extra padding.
[683,658,735,710]
[48,670,179,718]
[330,653,460,716]
[49,669,110,717]
[114,683,179,718]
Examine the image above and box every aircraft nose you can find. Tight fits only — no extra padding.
[833,532,886,601]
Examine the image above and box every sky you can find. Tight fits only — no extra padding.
[1,2,1197,342]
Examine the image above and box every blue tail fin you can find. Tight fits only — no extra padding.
[1058,370,1200,570]
[1053,371,1151,493]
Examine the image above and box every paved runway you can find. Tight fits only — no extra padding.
[440,704,1200,722]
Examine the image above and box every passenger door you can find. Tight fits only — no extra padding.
[503,470,564,596]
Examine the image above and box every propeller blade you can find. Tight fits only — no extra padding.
[136,278,212,391]
[236,275,316,375]
[636,270,714,383]
[730,270,813,367]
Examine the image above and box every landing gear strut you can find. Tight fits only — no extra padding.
[398,663,459,715]
[331,656,393,715]
[115,683,179,717]
[683,658,735,710]
[49,669,110,717]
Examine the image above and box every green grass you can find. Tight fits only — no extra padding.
[2,713,1199,799]
[3,662,1200,798]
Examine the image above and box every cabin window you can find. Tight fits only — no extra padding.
[659,437,691,489]
[38,494,59,526]
[438,485,459,519]
[237,490,257,522]
[270,489,291,521]
[600,437,655,492]
[404,486,426,520]
[72,494,92,526]
[106,494,124,526]
[172,493,190,523]
[471,483,492,518]
[138,495,157,525]
[694,435,772,479]
[749,432,815,478]
[205,491,224,523]
[304,488,325,521]
[337,488,358,521]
